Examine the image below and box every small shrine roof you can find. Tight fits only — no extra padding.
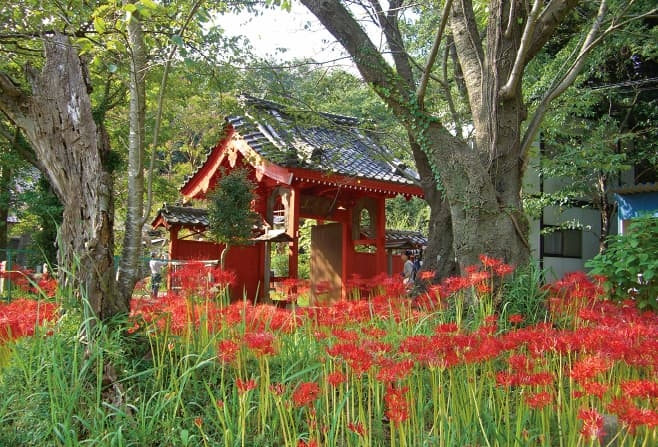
[362,227,427,249]
[151,204,208,229]
[228,94,418,185]
[180,94,421,197]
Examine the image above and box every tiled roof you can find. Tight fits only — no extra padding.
[225,94,419,186]
[153,204,426,249]
[362,227,427,249]
[154,204,209,228]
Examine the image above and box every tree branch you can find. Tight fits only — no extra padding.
[300,0,413,114]
[499,0,543,100]
[417,0,452,108]
[521,0,608,158]
[522,1,658,159]
[449,0,485,117]
[525,0,580,61]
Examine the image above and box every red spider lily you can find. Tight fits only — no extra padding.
[479,254,502,268]
[170,262,236,300]
[620,380,658,399]
[194,417,203,428]
[384,385,410,424]
[326,342,373,376]
[347,421,366,437]
[33,277,58,298]
[314,281,331,295]
[243,304,301,333]
[578,408,605,441]
[242,331,277,356]
[0,267,33,293]
[570,355,613,382]
[361,340,392,357]
[441,276,471,296]
[133,296,223,335]
[525,391,553,409]
[327,371,347,387]
[508,354,535,374]
[376,274,408,298]
[269,383,286,396]
[508,313,524,324]
[413,289,447,311]
[435,323,460,334]
[607,397,658,432]
[331,328,360,342]
[216,339,240,364]
[297,440,318,447]
[580,381,610,399]
[546,272,606,318]
[0,299,59,340]
[399,334,459,368]
[292,381,320,408]
[345,274,369,298]
[236,378,257,394]
[375,358,414,383]
[361,327,386,338]
[418,270,435,281]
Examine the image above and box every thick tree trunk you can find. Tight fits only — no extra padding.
[447,0,530,269]
[0,33,126,320]
[409,139,457,279]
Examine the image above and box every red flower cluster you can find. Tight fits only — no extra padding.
[0,299,58,341]
[292,381,320,408]
[243,331,277,356]
[236,378,257,394]
[170,261,236,300]
[384,385,409,424]
[578,408,605,440]
[216,339,240,364]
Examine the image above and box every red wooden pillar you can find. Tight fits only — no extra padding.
[288,186,300,279]
[341,210,352,299]
[375,196,387,274]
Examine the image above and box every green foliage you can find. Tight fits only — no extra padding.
[499,263,549,327]
[15,176,63,266]
[386,196,429,232]
[270,219,313,280]
[586,216,658,310]
[207,168,260,247]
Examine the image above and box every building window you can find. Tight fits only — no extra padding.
[542,227,582,258]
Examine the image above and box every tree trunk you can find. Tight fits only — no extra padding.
[0,165,9,261]
[0,32,126,320]
[116,2,147,300]
[301,0,531,274]
[409,139,457,279]
[447,0,531,269]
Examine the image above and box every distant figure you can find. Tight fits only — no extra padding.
[149,252,167,299]
[412,253,421,281]
[401,250,415,288]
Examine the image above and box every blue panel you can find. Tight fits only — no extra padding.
[615,192,658,219]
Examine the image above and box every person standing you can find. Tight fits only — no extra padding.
[149,252,167,299]
[401,250,415,288]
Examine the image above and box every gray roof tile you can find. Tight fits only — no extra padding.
[227,94,418,185]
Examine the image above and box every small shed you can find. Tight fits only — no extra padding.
[612,182,658,234]
[153,94,425,302]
